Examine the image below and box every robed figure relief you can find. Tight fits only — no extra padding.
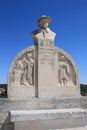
[20,52,34,85]
[58,54,76,86]
[11,51,34,86]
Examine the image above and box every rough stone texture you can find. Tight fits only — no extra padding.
[10,108,87,122]
[0,97,87,111]
[10,108,87,130]
[0,97,87,124]
[13,117,87,130]
[0,96,86,130]
[0,123,14,130]
[0,112,10,124]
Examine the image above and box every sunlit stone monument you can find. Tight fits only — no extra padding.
[8,15,80,99]
[1,15,87,130]
[0,15,86,130]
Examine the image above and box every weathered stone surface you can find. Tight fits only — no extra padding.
[14,120,87,130]
[12,116,87,130]
[0,97,86,112]
[0,112,10,124]
[10,108,87,130]
[8,46,35,99]
[8,46,80,99]
[0,123,14,130]
[10,108,87,122]
[0,97,87,129]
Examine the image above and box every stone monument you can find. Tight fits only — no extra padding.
[1,16,87,130]
[8,15,80,99]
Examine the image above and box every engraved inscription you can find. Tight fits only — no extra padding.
[39,47,54,64]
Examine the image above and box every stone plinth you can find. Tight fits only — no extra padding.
[0,97,87,130]
[10,108,87,122]
[10,108,87,130]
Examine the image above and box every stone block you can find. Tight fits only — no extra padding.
[0,97,86,112]
[10,109,87,130]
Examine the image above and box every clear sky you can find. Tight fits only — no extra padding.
[0,0,87,84]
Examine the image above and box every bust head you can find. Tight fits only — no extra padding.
[37,15,51,29]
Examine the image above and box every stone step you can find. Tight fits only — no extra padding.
[10,108,87,130]
[10,108,87,122]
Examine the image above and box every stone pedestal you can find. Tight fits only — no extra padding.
[10,109,87,130]
[37,46,58,97]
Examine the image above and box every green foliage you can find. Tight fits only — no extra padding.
[80,84,87,96]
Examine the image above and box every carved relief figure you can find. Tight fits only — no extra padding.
[11,60,23,85]
[31,15,56,47]
[20,52,34,85]
[58,55,75,86]
[11,52,34,86]
[58,60,69,85]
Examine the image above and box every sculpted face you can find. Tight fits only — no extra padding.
[39,20,49,29]
[37,16,51,29]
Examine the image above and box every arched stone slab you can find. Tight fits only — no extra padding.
[8,46,80,99]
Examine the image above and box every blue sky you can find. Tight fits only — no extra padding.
[0,0,87,84]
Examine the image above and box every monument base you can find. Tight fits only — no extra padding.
[10,109,87,130]
[0,97,87,130]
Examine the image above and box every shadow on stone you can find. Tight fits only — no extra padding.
[0,113,14,130]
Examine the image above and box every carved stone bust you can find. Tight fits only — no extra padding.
[31,15,56,47]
